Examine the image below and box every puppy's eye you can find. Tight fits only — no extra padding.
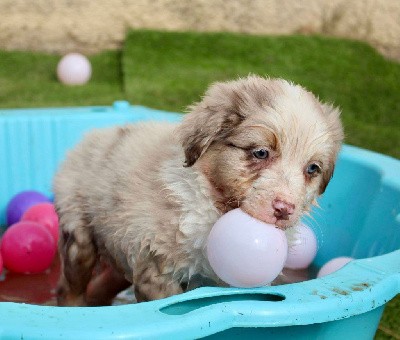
[306,163,322,176]
[252,149,269,159]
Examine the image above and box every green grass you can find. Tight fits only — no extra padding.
[377,296,400,339]
[0,30,398,158]
[123,30,399,159]
[0,30,399,338]
[0,50,124,108]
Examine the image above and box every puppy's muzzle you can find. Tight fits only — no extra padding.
[272,199,295,221]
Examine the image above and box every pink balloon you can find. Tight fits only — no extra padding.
[57,53,92,85]
[207,209,288,288]
[0,252,3,275]
[285,223,317,269]
[21,202,59,245]
[317,257,354,278]
[0,221,56,274]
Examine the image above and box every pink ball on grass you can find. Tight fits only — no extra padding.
[57,53,92,85]
[317,257,354,278]
[21,202,59,245]
[285,223,317,270]
[6,190,50,226]
[207,209,288,288]
[0,221,56,274]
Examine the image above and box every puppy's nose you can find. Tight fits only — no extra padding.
[272,199,295,220]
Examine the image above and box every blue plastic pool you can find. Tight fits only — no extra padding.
[0,101,399,339]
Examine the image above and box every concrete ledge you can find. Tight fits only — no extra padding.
[1,0,399,59]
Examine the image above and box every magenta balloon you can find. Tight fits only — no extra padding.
[0,221,56,274]
[21,202,59,245]
[207,209,288,288]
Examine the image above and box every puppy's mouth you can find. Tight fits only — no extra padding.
[241,205,295,230]
[274,219,294,230]
[263,216,294,230]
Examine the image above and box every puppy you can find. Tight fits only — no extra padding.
[54,75,343,306]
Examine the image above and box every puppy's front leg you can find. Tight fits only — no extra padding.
[133,257,183,302]
[57,227,97,306]
[86,262,131,306]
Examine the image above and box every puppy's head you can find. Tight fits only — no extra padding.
[178,76,343,229]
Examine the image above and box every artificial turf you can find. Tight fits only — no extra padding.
[123,30,400,159]
[0,30,399,338]
[0,49,123,108]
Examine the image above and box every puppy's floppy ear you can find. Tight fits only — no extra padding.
[318,103,344,194]
[178,81,248,167]
[320,164,335,194]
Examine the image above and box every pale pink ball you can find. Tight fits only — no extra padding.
[57,53,92,85]
[207,209,288,288]
[285,223,317,270]
[317,257,354,278]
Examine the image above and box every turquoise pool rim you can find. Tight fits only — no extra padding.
[0,102,398,339]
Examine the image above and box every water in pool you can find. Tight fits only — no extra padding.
[0,256,314,306]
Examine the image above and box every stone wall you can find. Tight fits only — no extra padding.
[1,0,399,59]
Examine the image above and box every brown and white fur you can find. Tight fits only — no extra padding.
[54,75,343,306]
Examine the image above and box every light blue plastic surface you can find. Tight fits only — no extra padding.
[0,101,399,339]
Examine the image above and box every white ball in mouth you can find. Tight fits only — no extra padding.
[207,208,288,288]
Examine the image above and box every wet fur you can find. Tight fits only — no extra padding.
[54,76,343,306]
